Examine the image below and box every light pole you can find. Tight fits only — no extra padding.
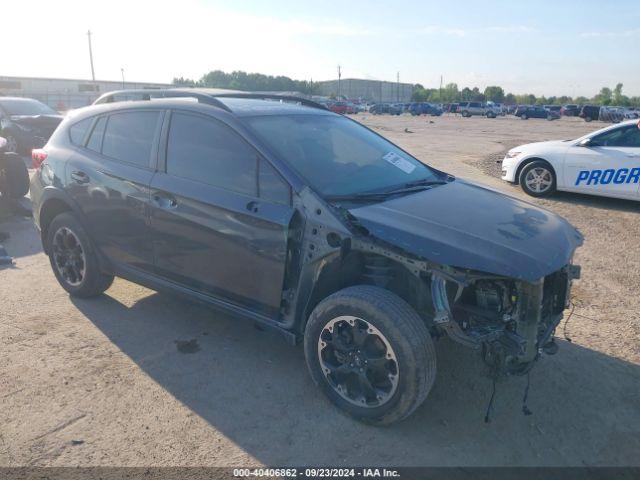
[87,30,96,82]
[121,68,125,89]
[337,65,342,99]
[397,71,400,102]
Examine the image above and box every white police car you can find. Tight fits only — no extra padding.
[501,119,640,200]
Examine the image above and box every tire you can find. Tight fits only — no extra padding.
[2,134,19,154]
[519,160,556,197]
[521,114,528,120]
[585,116,592,122]
[0,153,30,198]
[46,212,114,297]
[462,111,470,117]
[547,114,553,121]
[304,285,436,425]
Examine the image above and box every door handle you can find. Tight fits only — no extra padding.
[152,192,178,209]
[71,171,89,184]
[246,200,259,213]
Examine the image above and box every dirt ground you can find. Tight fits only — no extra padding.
[1,114,639,467]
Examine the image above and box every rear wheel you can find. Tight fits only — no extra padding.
[0,153,29,198]
[46,212,114,297]
[304,285,436,425]
[521,113,528,120]
[520,160,556,197]
[585,116,593,122]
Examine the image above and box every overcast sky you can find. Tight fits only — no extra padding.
[4,0,640,97]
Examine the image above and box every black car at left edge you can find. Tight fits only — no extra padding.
[0,97,63,154]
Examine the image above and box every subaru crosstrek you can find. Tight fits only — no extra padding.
[30,90,583,425]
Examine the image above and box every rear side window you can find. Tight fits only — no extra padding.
[102,111,161,168]
[68,118,92,145]
[166,112,257,196]
[86,116,107,152]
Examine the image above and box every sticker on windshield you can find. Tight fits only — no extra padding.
[382,152,416,174]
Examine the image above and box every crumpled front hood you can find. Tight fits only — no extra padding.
[10,114,63,128]
[348,180,583,282]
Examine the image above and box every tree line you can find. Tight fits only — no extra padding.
[174,71,639,106]
[173,70,319,94]
[412,82,640,106]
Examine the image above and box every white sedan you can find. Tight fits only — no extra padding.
[501,119,640,201]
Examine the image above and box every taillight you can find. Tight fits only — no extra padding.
[32,149,48,169]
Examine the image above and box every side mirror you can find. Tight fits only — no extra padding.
[579,138,592,147]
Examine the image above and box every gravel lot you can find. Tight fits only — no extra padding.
[1,114,639,467]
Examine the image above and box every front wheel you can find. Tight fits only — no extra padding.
[520,160,557,197]
[304,285,436,425]
[521,114,528,120]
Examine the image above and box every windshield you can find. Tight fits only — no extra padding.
[0,98,58,116]
[245,114,439,197]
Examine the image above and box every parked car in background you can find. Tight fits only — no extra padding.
[579,105,601,122]
[0,97,63,154]
[561,104,580,117]
[545,105,562,115]
[329,101,348,114]
[369,103,401,115]
[409,102,443,116]
[459,102,497,118]
[514,105,560,120]
[501,119,640,200]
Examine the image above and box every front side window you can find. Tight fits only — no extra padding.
[166,112,258,196]
[259,159,290,205]
[246,114,439,197]
[102,111,161,168]
[591,126,640,147]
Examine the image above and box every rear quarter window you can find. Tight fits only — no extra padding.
[68,118,93,146]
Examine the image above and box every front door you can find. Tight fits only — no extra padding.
[564,124,640,200]
[150,111,293,316]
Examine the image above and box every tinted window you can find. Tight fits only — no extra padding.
[246,114,438,197]
[259,160,290,205]
[102,111,161,167]
[167,112,257,196]
[86,116,106,152]
[69,118,92,145]
[593,126,640,147]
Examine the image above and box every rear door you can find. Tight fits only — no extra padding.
[564,124,640,199]
[149,111,294,316]
[65,110,162,271]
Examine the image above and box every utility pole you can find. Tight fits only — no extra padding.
[397,71,400,102]
[439,75,443,101]
[87,30,96,82]
[337,65,342,99]
[121,68,125,89]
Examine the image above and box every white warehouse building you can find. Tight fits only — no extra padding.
[0,76,171,111]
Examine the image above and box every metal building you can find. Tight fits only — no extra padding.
[316,78,414,103]
[0,76,171,111]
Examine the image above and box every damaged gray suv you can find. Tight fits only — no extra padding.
[30,90,582,425]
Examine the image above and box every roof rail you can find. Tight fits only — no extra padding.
[213,92,328,111]
[92,89,232,112]
[92,89,327,112]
